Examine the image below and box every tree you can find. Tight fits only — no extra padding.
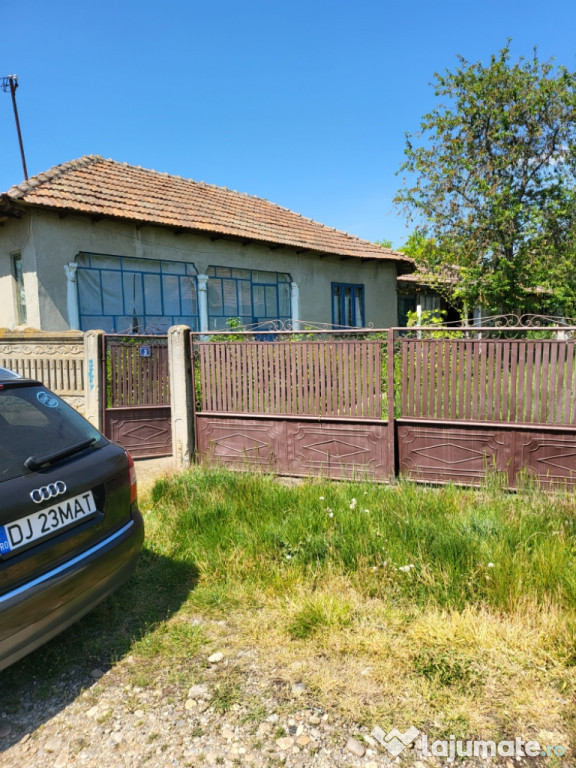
[394,44,576,318]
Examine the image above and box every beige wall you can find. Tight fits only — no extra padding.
[0,208,399,331]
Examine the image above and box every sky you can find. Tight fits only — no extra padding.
[1,0,576,249]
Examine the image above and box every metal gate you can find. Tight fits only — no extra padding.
[102,334,172,459]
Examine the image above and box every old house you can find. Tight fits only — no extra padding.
[0,156,411,333]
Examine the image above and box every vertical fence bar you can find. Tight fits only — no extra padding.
[471,342,480,420]
[524,341,534,424]
[509,341,518,423]
[421,340,429,418]
[400,341,408,417]
[387,329,396,479]
[414,341,423,418]
[553,342,565,425]
[548,342,559,425]
[540,343,550,423]
[563,342,574,425]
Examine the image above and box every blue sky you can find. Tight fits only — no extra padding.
[1,0,575,248]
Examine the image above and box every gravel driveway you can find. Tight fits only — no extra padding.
[0,646,395,768]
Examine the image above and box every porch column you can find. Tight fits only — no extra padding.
[65,262,80,330]
[291,281,300,330]
[197,274,209,334]
[168,325,195,469]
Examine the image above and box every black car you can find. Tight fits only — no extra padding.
[0,369,144,670]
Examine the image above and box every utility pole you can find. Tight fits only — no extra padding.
[1,75,28,180]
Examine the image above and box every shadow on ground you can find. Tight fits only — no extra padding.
[0,546,197,752]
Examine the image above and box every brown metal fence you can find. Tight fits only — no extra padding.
[191,325,576,488]
[399,337,576,425]
[198,340,383,419]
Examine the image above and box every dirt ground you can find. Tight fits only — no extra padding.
[133,456,179,491]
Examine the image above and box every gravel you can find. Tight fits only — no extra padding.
[0,649,403,768]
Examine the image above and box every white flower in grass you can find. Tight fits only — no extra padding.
[398,564,415,573]
[350,498,357,510]
[487,562,495,568]
[328,512,334,518]
[319,496,325,500]
[364,509,370,514]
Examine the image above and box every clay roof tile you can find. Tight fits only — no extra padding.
[2,155,409,263]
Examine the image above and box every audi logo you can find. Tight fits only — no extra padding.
[30,481,67,504]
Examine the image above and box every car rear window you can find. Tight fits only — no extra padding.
[0,384,105,482]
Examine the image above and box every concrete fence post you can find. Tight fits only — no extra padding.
[84,330,104,431]
[168,325,195,469]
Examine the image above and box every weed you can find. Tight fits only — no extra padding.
[288,594,355,639]
[413,648,481,687]
[210,677,241,714]
[241,700,269,724]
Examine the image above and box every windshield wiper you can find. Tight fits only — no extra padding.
[24,437,97,471]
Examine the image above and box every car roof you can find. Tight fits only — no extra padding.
[0,367,22,380]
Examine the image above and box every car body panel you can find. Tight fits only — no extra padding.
[0,374,144,670]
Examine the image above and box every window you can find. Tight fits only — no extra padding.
[206,266,291,329]
[76,253,198,333]
[12,254,27,325]
[332,283,364,327]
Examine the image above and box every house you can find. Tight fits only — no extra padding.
[397,269,461,326]
[0,156,412,334]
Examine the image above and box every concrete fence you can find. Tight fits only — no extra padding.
[0,328,86,414]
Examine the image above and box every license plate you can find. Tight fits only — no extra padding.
[0,490,97,555]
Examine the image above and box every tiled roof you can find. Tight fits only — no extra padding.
[397,266,459,286]
[1,155,410,263]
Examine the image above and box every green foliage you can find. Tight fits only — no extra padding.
[395,43,576,317]
[150,466,576,613]
[405,308,464,340]
[210,316,245,342]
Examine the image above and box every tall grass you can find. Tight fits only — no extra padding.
[148,468,576,613]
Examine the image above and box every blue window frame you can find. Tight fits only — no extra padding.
[331,283,365,327]
[76,253,198,333]
[206,266,291,330]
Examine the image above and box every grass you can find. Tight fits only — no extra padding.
[143,467,576,748]
[1,465,574,755]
